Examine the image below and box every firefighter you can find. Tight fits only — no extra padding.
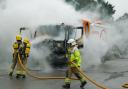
[23,38,31,59]
[9,35,23,78]
[20,38,31,78]
[62,39,87,89]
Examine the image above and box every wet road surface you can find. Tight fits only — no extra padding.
[0,59,128,89]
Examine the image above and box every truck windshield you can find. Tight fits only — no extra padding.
[37,25,82,40]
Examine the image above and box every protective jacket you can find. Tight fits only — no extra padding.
[67,46,81,67]
[13,41,23,54]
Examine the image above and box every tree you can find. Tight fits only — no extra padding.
[98,1,116,19]
[65,0,116,19]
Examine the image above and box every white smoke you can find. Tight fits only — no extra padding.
[81,20,128,69]
[0,0,84,70]
[0,0,127,72]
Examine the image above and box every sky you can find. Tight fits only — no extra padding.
[105,0,128,19]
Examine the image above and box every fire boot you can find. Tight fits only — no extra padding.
[80,81,87,89]
[22,74,26,79]
[9,72,13,77]
[16,74,20,79]
[62,84,70,89]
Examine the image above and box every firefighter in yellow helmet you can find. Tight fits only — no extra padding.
[23,38,31,59]
[19,38,31,78]
[62,39,87,89]
[9,35,23,78]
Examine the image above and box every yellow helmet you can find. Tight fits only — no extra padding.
[16,35,22,41]
[23,38,29,44]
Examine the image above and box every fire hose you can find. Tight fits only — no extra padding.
[71,62,109,89]
[122,83,128,88]
[18,54,109,89]
[18,54,77,80]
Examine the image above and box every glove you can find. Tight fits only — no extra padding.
[70,60,78,66]
[67,61,72,65]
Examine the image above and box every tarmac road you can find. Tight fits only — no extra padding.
[0,59,128,89]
